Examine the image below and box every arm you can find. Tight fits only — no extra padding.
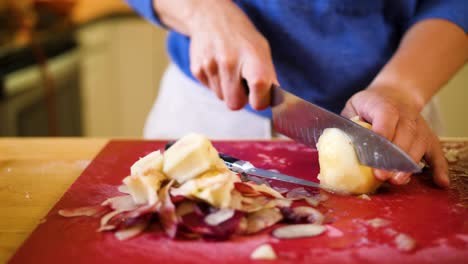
[342,19,468,187]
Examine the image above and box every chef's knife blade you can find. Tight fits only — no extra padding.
[270,85,421,173]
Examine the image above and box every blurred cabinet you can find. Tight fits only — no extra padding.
[439,64,468,137]
[78,16,168,137]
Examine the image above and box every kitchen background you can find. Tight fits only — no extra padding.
[0,0,467,138]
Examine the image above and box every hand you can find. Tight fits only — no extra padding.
[341,85,449,188]
[184,0,277,110]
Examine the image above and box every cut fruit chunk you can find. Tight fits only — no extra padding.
[163,133,225,183]
[317,126,382,194]
[131,150,164,177]
[272,224,326,239]
[250,244,277,260]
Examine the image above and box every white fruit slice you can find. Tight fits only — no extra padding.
[170,169,239,208]
[123,150,167,205]
[205,209,235,226]
[317,126,382,194]
[250,244,277,260]
[131,150,164,177]
[163,133,226,183]
[272,224,326,239]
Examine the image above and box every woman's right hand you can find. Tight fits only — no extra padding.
[154,0,277,110]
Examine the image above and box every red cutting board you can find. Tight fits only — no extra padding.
[9,140,468,264]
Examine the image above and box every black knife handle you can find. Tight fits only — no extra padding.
[164,141,240,164]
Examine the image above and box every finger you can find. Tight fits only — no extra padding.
[390,115,420,157]
[190,60,209,87]
[389,172,412,185]
[218,55,246,110]
[202,59,223,100]
[424,135,450,188]
[341,101,358,119]
[356,97,399,140]
[241,56,275,110]
[373,169,393,181]
[207,73,223,100]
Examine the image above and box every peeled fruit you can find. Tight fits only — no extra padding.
[170,169,239,208]
[163,133,225,183]
[317,119,382,194]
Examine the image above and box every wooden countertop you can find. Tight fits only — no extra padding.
[0,138,108,263]
[0,137,466,263]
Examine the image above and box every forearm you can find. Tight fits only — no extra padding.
[369,19,468,110]
[153,0,233,36]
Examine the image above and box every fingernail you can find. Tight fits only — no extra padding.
[393,172,411,184]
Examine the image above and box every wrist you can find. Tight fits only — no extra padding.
[368,73,428,112]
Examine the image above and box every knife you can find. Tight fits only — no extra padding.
[164,142,321,188]
[269,84,421,172]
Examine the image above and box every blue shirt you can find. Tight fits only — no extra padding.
[126,0,468,116]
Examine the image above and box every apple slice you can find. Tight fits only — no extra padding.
[250,244,277,260]
[205,209,235,226]
[272,224,326,239]
[158,180,178,238]
[246,208,283,234]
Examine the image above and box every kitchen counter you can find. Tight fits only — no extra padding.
[0,138,107,263]
[1,138,467,263]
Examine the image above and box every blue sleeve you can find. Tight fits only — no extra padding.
[408,0,468,33]
[125,0,166,27]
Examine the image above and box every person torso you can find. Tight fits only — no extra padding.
[167,0,419,115]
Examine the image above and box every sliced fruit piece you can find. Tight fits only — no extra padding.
[286,187,313,200]
[281,206,324,224]
[122,171,166,205]
[58,205,108,218]
[395,233,416,252]
[250,244,277,260]
[114,222,148,241]
[246,208,283,234]
[272,224,326,239]
[158,180,178,238]
[235,182,284,199]
[171,169,239,208]
[130,150,164,177]
[98,210,124,231]
[163,133,225,183]
[101,195,138,212]
[205,209,235,226]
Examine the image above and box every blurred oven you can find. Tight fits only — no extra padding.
[0,33,82,136]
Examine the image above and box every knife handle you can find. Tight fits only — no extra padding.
[164,141,241,164]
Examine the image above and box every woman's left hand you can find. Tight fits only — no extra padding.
[341,84,449,188]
